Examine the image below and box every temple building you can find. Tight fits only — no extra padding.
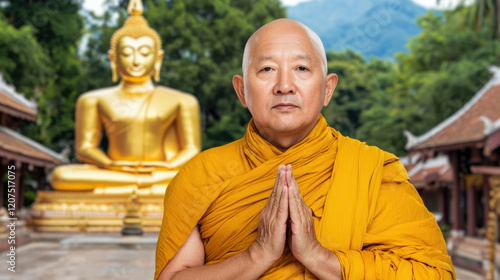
[405,66,500,276]
[0,74,67,214]
[401,155,453,226]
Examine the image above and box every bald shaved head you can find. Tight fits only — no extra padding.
[242,19,327,77]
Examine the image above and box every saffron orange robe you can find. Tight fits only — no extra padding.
[155,115,455,279]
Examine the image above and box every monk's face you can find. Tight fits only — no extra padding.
[116,36,156,81]
[235,22,336,140]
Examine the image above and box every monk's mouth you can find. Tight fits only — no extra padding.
[273,104,298,110]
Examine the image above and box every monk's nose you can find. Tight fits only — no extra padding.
[274,70,296,95]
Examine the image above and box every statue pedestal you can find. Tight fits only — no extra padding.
[30,191,164,233]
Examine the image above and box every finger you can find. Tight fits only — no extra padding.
[272,165,282,194]
[287,164,300,199]
[288,183,302,226]
[288,165,305,204]
[270,165,284,214]
[288,165,308,220]
[277,183,289,224]
[283,163,289,187]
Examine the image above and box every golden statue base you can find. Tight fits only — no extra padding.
[30,191,163,233]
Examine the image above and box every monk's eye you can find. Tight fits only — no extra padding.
[297,66,308,71]
[260,67,272,72]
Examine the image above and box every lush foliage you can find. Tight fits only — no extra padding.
[1,0,85,154]
[322,50,396,139]
[0,0,85,206]
[355,8,499,155]
[0,16,51,97]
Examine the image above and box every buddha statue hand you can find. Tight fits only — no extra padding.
[108,160,174,173]
[140,161,175,170]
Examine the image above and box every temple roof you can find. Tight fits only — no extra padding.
[405,66,500,151]
[0,74,37,122]
[406,155,452,188]
[0,125,67,168]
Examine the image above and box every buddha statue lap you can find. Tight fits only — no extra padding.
[50,0,201,194]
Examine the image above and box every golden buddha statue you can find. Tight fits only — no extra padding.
[50,0,201,194]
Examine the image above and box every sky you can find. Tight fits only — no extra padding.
[82,0,471,16]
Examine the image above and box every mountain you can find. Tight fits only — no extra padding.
[287,0,429,59]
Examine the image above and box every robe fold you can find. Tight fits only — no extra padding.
[155,115,455,279]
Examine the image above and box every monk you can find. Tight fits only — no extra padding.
[155,19,455,279]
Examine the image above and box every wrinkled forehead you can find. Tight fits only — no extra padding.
[118,36,156,49]
[250,32,318,58]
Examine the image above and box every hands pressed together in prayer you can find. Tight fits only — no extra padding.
[158,163,341,280]
[249,164,332,270]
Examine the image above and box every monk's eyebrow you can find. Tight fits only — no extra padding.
[255,54,313,63]
[295,54,312,62]
[256,55,274,63]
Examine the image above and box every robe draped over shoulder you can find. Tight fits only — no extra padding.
[155,115,455,279]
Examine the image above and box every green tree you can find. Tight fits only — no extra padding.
[79,8,116,94]
[0,16,51,97]
[356,8,499,155]
[466,0,500,39]
[1,0,85,153]
[322,49,396,140]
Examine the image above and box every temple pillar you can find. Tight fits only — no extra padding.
[37,166,47,191]
[450,150,464,232]
[420,188,427,206]
[466,181,477,236]
[484,174,491,233]
[439,184,450,225]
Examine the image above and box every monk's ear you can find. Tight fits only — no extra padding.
[323,73,338,106]
[108,50,118,83]
[233,74,247,108]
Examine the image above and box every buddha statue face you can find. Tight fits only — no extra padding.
[107,1,164,84]
[109,34,163,83]
[107,0,164,83]
[116,36,157,82]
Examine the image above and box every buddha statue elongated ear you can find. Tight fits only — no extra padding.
[108,50,119,83]
[153,49,164,82]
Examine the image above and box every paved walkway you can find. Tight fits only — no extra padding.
[0,234,487,280]
[0,235,157,280]
[455,267,486,280]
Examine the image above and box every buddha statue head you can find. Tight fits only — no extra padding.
[108,0,164,83]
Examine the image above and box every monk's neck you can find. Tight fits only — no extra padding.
[269,138,301,152]
[256,125,315,153]
[119,79,155,96]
